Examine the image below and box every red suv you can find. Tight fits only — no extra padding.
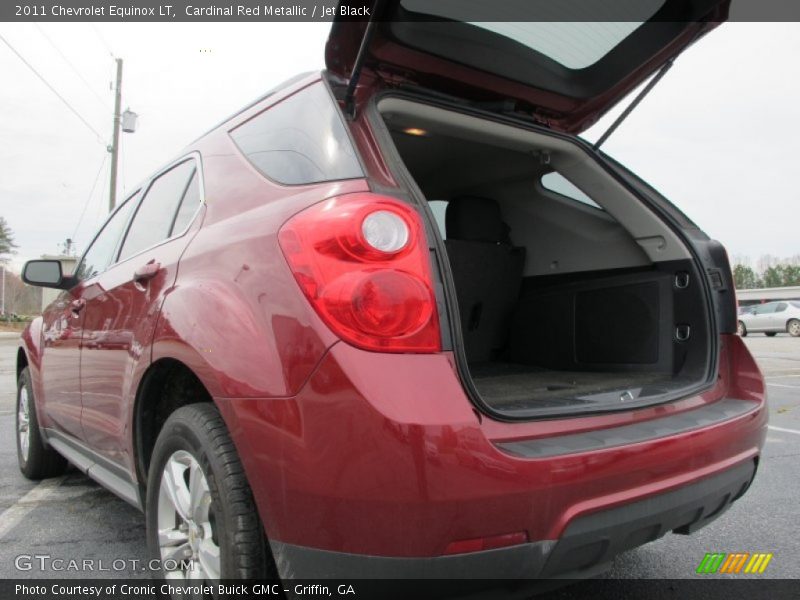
[18,1,766,584]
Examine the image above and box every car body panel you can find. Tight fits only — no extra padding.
[220,335,764,557]
[37,286,86,438]
[79,209,203,465]
[147,120,369,401]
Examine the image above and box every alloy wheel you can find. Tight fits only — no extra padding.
[789,320,800,337]
[17,387,30,462]
[157,450,220,581]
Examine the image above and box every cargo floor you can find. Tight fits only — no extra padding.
[469,362,672,409]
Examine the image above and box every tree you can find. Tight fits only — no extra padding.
[0,217,17,260]
[782,264,800,286]
[732,264,761,289]
[2,269,41,315]
[762,265,788,288]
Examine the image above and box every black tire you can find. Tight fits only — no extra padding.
[145,403,272,582]
[737,321,747,337]
[16,367,68,480]
[765,332,777,337]
[788,319,800,338]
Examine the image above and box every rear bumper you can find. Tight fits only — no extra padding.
[270,458,756,579]
[218,335,766,575]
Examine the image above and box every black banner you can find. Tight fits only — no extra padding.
[2,579,800,600]
[4,0,800,23]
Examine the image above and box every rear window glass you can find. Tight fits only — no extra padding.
[399,1,665,69]
[458,22,650,70]
[390,0,693,101]
[230,82,363,185]
[540,172,602,209]
[428,200,448,239]
[792,301,800,309]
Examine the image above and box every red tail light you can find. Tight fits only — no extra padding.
[278,193,441,353]
[443,532,528,555]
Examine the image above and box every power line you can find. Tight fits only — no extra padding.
[90,24,115,58]
[35,24,109,110]
[0,33,106,145]
[72,153,108,241]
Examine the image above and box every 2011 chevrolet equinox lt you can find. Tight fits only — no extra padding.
[17,0,766,586]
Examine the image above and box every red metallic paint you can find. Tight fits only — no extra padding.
[17,71,767,566]
[325,13,726,133]
[37,288,85,438]
[79,198,204,467]
[220,335,765,557]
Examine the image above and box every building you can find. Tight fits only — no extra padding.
[736,286,800,306]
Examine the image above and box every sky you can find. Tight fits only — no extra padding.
[0,21,798,272]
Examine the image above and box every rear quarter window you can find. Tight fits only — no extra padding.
[229,82,363,185]
[540,172,602,210]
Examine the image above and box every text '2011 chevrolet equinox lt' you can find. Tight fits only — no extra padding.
[18,0,766,586]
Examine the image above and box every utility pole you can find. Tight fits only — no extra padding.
[108,57,123,212]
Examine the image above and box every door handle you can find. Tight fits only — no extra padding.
[70,298,86,316]
[133,260,161,283]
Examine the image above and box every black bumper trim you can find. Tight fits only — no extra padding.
[540,458,757,577]
[496,397,756,458]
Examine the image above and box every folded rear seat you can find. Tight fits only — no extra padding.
[444,196,525,363]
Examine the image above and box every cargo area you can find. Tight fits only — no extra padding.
[378,97,713,416]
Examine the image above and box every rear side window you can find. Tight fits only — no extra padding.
[540,172,602,210]
[170,170,202,235]
[119,160,197,262]
[775,302,788,312]
[75,193,137,280]
[230,82,363,185]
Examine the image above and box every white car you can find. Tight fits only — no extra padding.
[738,301,800,337]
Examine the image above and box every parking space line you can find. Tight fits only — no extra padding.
[767,382,800,389]
[0,476,66,540]
[768,425,800,436]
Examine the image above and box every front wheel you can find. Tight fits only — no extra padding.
[737,321,747,337]
[788,319,800,338]
[16,367,67,480]
[146,403,272,583]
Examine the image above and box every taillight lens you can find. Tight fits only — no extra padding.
[278,193,441,353]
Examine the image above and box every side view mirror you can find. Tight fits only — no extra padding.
[21,260,78,290]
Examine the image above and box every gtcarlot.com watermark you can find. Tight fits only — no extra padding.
[14,554,192,573]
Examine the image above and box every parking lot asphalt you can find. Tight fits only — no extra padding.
[0,332,798,587]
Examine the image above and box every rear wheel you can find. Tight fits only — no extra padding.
[16,367,68,480]
[737,321,747,337]
[788,319,800,338]
[765,332,777,337]
[146,403,271,583]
